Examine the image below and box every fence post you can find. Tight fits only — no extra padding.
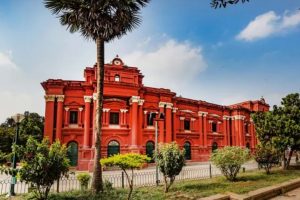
[121,172,124,188]
[56,178,60,193]
[243,167,246,173]
[209,164,212,178]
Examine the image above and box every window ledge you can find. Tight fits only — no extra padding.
[109,125,121,129]
[146,126,155,129]
[184,130,191,133]
[69,124,79,128]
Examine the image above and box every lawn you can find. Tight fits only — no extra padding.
[4,168,300,200]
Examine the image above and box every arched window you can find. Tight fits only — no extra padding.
[107,140,120,157]
[146,141,155,163]
[212,142,218,152]
[114,74,120,82]
[184,142,191,160]
[67,141,78,167]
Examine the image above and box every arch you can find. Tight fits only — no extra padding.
[114,74,120,82]
[146,141,155,163]
[184,141,191,160]
[67,141,78,167]
[246,142,250,149]
[212,142,218,152]
[107,140,120,157]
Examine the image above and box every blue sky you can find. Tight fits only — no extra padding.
[0,0,299,122]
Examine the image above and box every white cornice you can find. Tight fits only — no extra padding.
[129,96,140,104]
[44,95,56,102]
[233,115,246,120]
[56,95,65,102]
[198,111,208,117]
[84,96,92,103]
[120,109,128,113]
[209,114,220,118]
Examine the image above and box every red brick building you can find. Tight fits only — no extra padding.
[41,56,269,171]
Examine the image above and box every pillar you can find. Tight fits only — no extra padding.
[83,96,92,148]
[203,113,208,147]
[223,116,228,146]
[44,95,56,143]
[172,108,178,141]
[198,111,203,146]
[158,102,165,143]
[138,99,144,145]
[56,95,64,141]
[64,107,69,127]
[130,96,139,148]
[143,111,148,128]
[165,103,173,143]
[78,107,83,127]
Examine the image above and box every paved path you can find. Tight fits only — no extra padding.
[271,187,300,200]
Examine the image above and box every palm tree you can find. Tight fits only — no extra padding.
[211,0,249,8]
[44,0,150,193]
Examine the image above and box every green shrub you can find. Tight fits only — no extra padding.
[156,142,185,193]
[210,146,250,181]
[255,144,281,174]
[76,173,91,190]
[101,153,150,200]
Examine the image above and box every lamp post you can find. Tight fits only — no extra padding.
[150,112,164,186]
[8,112,28,196]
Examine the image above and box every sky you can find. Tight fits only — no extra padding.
[0,0,299,122]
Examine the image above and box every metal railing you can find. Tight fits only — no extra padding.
[0,162,258,196]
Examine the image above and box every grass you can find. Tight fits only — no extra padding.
[3,168,300,200]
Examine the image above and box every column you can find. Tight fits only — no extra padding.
[102,108,110,126]
[203,113,208,147]
[223,116,228,146]
[64,107,69,127]
[92,93,97,147]
[44,95,56,143]
[83,96,92,148]
[143,111,148,128]
[198,111,203,146]
[179,117,185,132]
[130,96,139,147]
[172,108,178,141]
[138,99,144,145]
[78,107,83,127]
[158,102,165,143]
[165,103,173,143]
[56,95,64,141]
[227,118,231,146]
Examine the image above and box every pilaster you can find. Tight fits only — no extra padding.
[44,95,56,143]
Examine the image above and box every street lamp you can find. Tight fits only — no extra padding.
[8,112,28,196]
[149,112,165,186]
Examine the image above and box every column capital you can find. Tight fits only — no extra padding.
[56,95,65,102]
[78,107,83,112]
[233,115,246,120]
[179,117,185,121]
[64,107,69,111]
[191,118,196,121]
[129,96,140,104]
[84,96,93,103]
[120,109,128,113]
[144,110,148,114]
[172,107,178,113]
[223,115,231,120]
[44,95,56,102]
[198,111,208,117]
[103,108,110,112]
[250,118,254,123]
[166,102,173,109]
[138,99,145,106]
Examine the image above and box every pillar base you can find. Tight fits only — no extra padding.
[128,145,140,153]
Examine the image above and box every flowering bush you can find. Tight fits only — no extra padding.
[255,144,280,174]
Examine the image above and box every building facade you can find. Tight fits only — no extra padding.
[42,56,269,171]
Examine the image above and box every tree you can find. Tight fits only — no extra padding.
[101,153,150,200]
[44,0,150,193]
[255,144,281,174]
[211,0,250,8]
[252,93,300,169]
[156,142,185,193]
[0,112,44,155]
[15,137,69,200]
[210,146,250,181]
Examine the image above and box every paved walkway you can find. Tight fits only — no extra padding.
[271,187,300,200]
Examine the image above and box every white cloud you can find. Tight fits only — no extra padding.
[0,51,17,69]
[123,39,207,93]
[237,10,300,41]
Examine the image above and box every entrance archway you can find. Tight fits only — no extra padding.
[212,142,218,152]
[146,141,155,162]
[184,141,191,160]
[67,141,78,167]
[107,140,120,157]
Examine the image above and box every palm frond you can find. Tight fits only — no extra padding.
[211,0,249,9]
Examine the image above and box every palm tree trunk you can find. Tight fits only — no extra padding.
[91,37,104,193]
